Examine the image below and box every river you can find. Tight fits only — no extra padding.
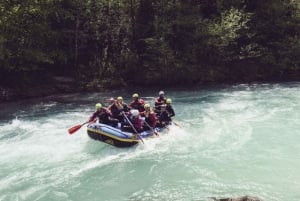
[0,83,300,201]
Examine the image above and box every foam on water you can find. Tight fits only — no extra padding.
[1,84,300,201]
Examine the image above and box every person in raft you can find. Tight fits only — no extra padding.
[109,96,129,123]
[157,104,173,128]
[154,91,167,113]
[89,103,119,127]
[122,109,143,133]
[140,103,157,131]
[165,98,175,118]
[107,97,115,107]
[129,93,145,112]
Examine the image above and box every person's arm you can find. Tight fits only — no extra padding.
[150,113,157,127]
[89,111,99,121]
[129,101,134,109]
[136,117,143,132]
[139,99,145,105]
[105,108,113,116]
[123,104,129,112]
[169,107,175,117]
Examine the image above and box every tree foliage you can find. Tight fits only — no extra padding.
[0,0,299,88]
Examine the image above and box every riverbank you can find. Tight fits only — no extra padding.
[1,76,300,104]
[0,76,129,103]
[1,65,300,104]
[0,76,75,103]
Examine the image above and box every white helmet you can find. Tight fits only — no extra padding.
[159,91,164,95]
[130,109,139,117]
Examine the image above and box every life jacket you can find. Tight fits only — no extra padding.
[97,108,112,124]
[166,105,175,117]
[141,111,157,128]
[159,111,172,122]
[155,97,166,106]
[155,97,166,113]
[130,115,143,131]
[130,99,145,112]
[89,110,100,122]
[109,103,120,117]
[110,102,129,115]
[118,102,129,112]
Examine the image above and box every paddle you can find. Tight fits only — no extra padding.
[143,120,159,137]
[173,121,181,128]
[122,112,144,144]
[68,121,91,135]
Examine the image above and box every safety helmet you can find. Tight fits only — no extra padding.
[131,109,139,117]
[117,96,123,100]
[144,103,150,109]
[132,93,139,98]
[166,98,172,104]
[159,91,164,95]
[109,97,115,103]
[95,103,102,109]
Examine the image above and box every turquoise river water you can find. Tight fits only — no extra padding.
[0,83,300,201]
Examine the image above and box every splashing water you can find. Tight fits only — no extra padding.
[0,83,300,201]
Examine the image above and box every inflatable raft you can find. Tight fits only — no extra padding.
[87,123,162,147]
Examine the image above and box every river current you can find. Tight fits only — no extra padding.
[0,83,300,201]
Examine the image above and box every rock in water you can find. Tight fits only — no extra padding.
[211,196,262,201]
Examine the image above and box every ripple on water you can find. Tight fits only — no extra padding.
[1,84,300,201]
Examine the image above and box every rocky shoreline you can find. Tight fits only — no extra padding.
[2,72,299,104]
[0,77,76,103]
[0,76,128,103]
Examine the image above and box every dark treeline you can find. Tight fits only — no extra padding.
[0,0,300,90]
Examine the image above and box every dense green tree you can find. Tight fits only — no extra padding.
[0,0,63,85]
[0,0,299,89]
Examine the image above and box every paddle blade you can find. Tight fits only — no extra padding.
[137,134,144,144]
[68,125,82,134]
[173,121,181,128]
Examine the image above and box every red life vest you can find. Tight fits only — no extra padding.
[130,99,145,112]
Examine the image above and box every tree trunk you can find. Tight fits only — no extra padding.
[130,0,136,42]
[74,12,80,78]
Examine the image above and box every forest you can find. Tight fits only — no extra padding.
[0,0,300,91]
